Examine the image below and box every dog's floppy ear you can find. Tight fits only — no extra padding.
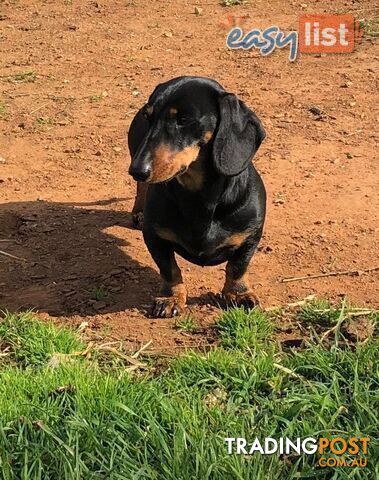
[212,93,265,176]
[128,107,150,157]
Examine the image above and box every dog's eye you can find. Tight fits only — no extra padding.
[177,116,188,125]
[176,115,194,127]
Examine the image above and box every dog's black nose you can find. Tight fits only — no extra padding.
[129,164,151,182]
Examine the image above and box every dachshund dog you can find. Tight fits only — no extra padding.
[128,76,266,318]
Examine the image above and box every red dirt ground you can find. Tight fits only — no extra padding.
[0,0,378,351]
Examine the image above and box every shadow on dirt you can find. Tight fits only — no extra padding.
[0,198,162,317]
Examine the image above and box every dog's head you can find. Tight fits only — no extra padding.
[128,76,265,183]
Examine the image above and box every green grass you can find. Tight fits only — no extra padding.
[88,91,108,103]
[0,305,377,479]
[89,286,109,301]
[35,116,55,127]
[0,311,83,368]
[221,0,247,6]
[359,17,379,37]
[175,315,198,333]
[298,298,341,326]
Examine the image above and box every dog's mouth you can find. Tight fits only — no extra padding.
[132,166,187,184]
[177,165,188,176]
[153,166,188,184]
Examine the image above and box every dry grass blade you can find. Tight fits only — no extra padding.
[132,340,153,359]
[281,266,379,283]
[0,250,27,262]
[48,342,148,369]
[97,345,147,368]
[265,295,316,312]
[273,362,302,379]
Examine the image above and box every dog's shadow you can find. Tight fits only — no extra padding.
[0,198,162,317]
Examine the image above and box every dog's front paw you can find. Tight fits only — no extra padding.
[152,296,185,318]
[223,291,260,310]
[132,212,144,230]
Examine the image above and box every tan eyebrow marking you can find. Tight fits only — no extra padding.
[169,107,178,115]
[146,105,154,116]
[203,131,213,143]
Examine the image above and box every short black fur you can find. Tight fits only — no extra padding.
[128,76,266,318]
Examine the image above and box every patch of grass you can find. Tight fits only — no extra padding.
[0,307,377,479]
[88,91,108,103]
[298,298,341,326]
[221,0,247,6]
[175,315,198,332]
[7,70,36,83]
[89,286,109,301]
[217,306,273,350]
[359,17,379,37]
[35,116,55,127]
[0,311,83,367]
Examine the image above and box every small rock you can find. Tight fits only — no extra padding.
[194,6,202,15]
[0,156,6,164]
[56,119,70,126]
[309,105,322,116]
[110,286,122,293]
[113,146,122,153]
[162,31,173,38]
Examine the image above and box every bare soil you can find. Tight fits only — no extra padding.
[0,0,378,351]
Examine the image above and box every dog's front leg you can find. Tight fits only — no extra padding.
[131,182,149,229]
[144,232,187,318]
[222,240,260,309]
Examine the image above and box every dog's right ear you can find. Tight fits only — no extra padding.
[128,107,150,157]
[212,93,265,176]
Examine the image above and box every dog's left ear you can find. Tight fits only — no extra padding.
[212,93,266,176]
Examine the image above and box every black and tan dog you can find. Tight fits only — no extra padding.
[128,76,266,318]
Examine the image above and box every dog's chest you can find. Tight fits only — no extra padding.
[156,221,249,258]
